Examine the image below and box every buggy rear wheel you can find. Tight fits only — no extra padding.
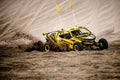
[44,44,51,52]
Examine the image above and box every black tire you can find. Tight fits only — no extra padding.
[98,38,108,50]
[44,43,51,52]
[73,43,83,51]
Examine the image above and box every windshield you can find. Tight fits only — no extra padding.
[80,28,89,34]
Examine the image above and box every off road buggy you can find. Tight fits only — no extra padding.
[43,26,108,51]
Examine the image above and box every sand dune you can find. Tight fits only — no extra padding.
[0,0,120,42]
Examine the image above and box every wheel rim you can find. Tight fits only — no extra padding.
[74,45,79,51]
[99,42,103,47]
[45,45,50,51]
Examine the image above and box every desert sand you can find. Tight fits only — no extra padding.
[0,40,120,80]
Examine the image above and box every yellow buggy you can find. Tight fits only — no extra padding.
[43,26,108,51]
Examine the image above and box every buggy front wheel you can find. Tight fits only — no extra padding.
[73,43,83,51]
[98,38,108,50]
